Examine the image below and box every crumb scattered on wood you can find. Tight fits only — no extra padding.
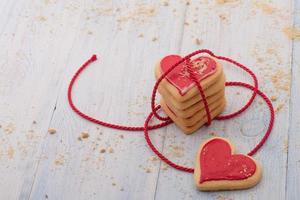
[145,168,152,173]
[149,156,158,162]
[162,1,169,6]
[108,147,114,153]
[7,146,14,159]
[271,96,278,101]
[54,154,65,166]
[4,123,15,134]
[209,132,217,136]
[195,38,202,45]
[254,1,276,14]
[116,5,156,25]
[169,145,184,157]
[81,132,89,139]
[48,128,56,135]
[37,15,47,21]
[216,0,239,5]
[100,148,106,153]
[275,103,284,113]
[283,27,300,40]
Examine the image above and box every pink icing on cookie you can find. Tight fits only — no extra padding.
[160,55,217,95]
[200,138,256,183]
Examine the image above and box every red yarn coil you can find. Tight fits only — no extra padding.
[67,50,275,174]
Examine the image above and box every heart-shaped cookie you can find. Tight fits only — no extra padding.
[160,55,217,95]
[194,137,262,191]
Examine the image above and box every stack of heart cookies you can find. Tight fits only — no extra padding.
[155,55,226,134]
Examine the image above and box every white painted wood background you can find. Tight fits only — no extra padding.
[0,0,299,199]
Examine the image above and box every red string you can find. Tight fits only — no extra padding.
[67,54,172,131]
[150,49,258,122]
[144,82,275,173]
[186,58,212,125]
[67,50,275,174]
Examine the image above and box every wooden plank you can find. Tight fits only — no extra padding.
[28,1,187,199]
[286,0,300,199]
[0,0,86,199]
[154,1,293,199]
[0,0,296,199]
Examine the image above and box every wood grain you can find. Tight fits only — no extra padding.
[286,0,300,199]
[0,0,297,200]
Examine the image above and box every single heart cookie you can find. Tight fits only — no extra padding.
[160,55,217,95]
[194,137,262,191]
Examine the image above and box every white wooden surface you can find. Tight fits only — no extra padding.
[0,0,298,200]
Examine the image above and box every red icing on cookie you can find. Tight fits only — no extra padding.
[200,138,256,183]
[160,55,217,95]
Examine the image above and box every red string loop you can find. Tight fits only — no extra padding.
[67,49,275,174]
[67,54,172,131]
[144,82,274,173]
[186,58,212,125]
[150,49,258,122]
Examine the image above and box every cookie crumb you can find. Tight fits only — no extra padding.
[108,147,114,153]
[216,0,239,5]
[87,31,93,35]
[162,1,169,6]
[4,123,15,134]
[120,187,124,191]
[48,128,56,135]
[275,103,284,113]
[145,168,152,173]
[81,132,89,139]
[138,33,144,38]
[195,38,202,45]
[37,15,47,21]
[283,27,300,40]
[209,132,217,136]
[169,145,184,157]
[32,120,37,124]
[254,1,276,14]
[271,96,278,101]
[7,146,14,159]
[149,156,158,161]
[152,37,158,42]
[54,154,65,166]
[112,182,116,186]
[100,148,106,153]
